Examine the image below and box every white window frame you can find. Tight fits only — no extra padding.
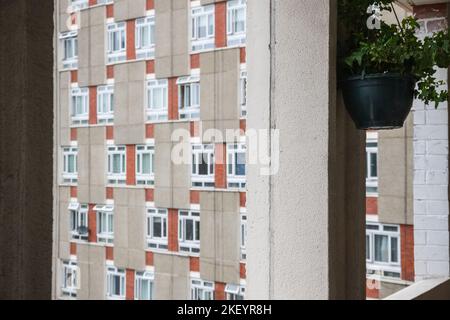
[136,145,155,186]
[191,144,215,188]
[69,0,88,11]
[178,76,200,120]
[135,271,155,300]
[225,284,245,300]
[71,87,89,125]
[366,138,378,196]
[191,4,215,52]
[146,207,168,251]
[62,147,78,184]
[60,31,78,69]
[106,266,125,300]
[366,223,401,279]
[240,68,247,118]
[240,211,247,261]
[97,85,114,124]
[135,16,155,60]
[107,22,126,63]
[191,278,214,300]
[147,79,168,122]
[227,143,246,189]
[107,146,126,185]
[61,260,79,298]
[227,0,247,47]
[95,205,114,244]
[69,203,89,241]
[179,210,201,255]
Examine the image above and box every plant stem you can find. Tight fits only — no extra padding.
[391,3,405,39]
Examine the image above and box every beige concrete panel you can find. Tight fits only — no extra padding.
[154,141,173,207]
[88,245,106,266]
[154,254,190,300]
[59,241,71,260]
[77,262,90,300]
[128,207,146,251]
[128,249,146,271]
[89,262,105,300]
[155,56,172,79]
[59,0,70,33]
[114,0,146,22]
[77,128,91,204]
[200,192,240,283]
[59,200,70,243]
[114,247,128,269]
[59,72,71,146]
[114,206,129,249]
[172,7,189,57]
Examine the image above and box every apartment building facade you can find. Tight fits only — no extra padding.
[53,0,248,300]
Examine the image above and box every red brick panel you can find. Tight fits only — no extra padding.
[70,243,77,256]
[88,204,97,243]
[146,124,154,139]
[70,186,78,198]
[106,4,114,18]
[89,86,98,125]
[126,145,136,186]
[190,190,200,204]
[190,121,200,137]
[107,65,114,79]
[70,70,78,83]
[215,143,227,189]
[126,20,136,61]
[190,257,200,272]
[215,2,227,48]
[239,192,246,207]
[401,224,415,282]
[106,187,114,200]
[215,282,226,300]
[240,47,246,63]
[106,126,114,140]
[146,251,154,266]
[146,0,154,10]
[106,246,114,260]
[70,128,77,141]
[240,263,246,279]
[145,188,154,202]
[190,54,200,69]
[240,119,246,133]
[126,269,135,300]
[146,60,155,74]
[366,197,378,215]
[168,78,179,120]
[168,209,179,252]
[366,279,380,299]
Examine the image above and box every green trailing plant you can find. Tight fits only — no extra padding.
[339,0,450,107]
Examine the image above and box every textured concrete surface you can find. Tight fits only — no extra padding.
[0,0,53,299]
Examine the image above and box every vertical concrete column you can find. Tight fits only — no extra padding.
[0,0,53,299]
[246,0,366,299]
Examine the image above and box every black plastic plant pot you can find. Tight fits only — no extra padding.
[342,73,416,130]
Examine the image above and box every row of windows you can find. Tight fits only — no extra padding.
[366,223,401,279]
[68,69,247,126]
[62,143,247,189]
[61,261,245,300]
[61,0,247,68]
[68,203,248,259]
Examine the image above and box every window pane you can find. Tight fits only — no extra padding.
[370,153,377,177]
[195,220,200,241]
[153,217,162,238]
[374,234,389,263]
[185,219,194,241]
[391,237,399,263]
[236,152,246,176]
[141,280,150,300]
[142,153,151,174]
[366,235,370,260]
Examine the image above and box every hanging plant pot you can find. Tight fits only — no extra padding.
[342,73,416,130]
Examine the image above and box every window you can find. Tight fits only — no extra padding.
[62,147,78,184]
[135,271,154,300]
[146,207,168,250]
[69,0,88,11]
[107,22,126,63]
[106,266,125,300]
[240,211,247,261]
[107,146,126,185]
[178,76,200,120]
[136,16,155,59]
[60,31,78,69]
[191,278,214,300]
[191,5,215,52]
[136,145,155,185]
[225,284,245,300]
[147,79,168,122]
[69,203,89,241]
[227,0,246,46]
[366,139,378,195]
[61,260,79,298]
[366,223,401,279]
[95,205,114,244]
[191,144,215,188]
[71,87,89,125]
[97,85,114,124]
[227,143,246,189]
[179,210,200,254]
[240,69,247,118]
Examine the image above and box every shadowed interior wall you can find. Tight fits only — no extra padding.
[0,0,53,299]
